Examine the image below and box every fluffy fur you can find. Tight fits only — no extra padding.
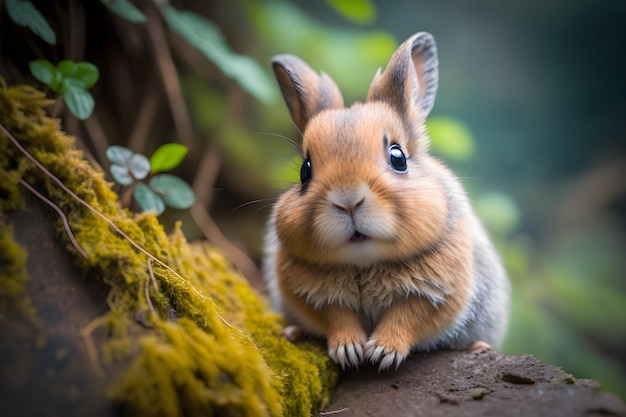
[264,32,511,370]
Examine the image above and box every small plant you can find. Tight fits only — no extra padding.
[29,59,99,120]
[106,143,195,215]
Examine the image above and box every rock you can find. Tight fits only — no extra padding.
[321,349,626,417]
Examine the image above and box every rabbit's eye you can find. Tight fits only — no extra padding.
[388,144,408,173]
[300,157,312,184]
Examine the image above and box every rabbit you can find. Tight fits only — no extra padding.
[263,32,511,370]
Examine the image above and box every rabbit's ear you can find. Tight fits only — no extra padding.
[367,32,438,119]
[272,54,345,134]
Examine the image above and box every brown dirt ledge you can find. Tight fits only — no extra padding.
[320,349,626,417]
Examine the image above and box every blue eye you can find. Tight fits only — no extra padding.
[300,157,312,184]
[388,144,407,173]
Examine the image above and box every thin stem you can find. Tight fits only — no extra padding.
[81,316,107,378]
[145,5,194,147]
[82,114,110,170]
[127,83,160,153]
[191,143,221,211]
[148,258,158,291]
[52,97,64,118]
[319,408,350,416]
[189,202,263,293]
[18,178,88,259]
[145,259,156,316]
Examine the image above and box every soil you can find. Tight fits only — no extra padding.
[321,349,626,417]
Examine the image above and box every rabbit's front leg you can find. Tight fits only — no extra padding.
[323,304,367,369]
[364,295,461,370]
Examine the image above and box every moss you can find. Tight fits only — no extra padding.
[0,221,37,326]
[0,81,339,416]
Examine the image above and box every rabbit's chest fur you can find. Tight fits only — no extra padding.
[292,257,456,328]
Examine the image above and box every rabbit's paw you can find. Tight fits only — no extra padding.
[469,340,492,352]
[280,324,302,342]
[364,337,410,371]
[328,332,366,369]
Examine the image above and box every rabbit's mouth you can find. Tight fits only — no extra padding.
[349,231,368,243]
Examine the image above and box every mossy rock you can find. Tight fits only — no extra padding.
[0,80,338,416]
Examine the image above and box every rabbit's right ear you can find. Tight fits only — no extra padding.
[272,54,344,134]
[367,32,438,120]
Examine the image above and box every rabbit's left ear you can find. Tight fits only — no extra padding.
[367,32,438,119]
[272,54,344,135]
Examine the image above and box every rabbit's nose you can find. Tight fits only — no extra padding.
[332,196,365,216]
[328,186,368,216]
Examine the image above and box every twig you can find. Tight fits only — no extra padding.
[67,0,86,60]
[190,202,264,292]
[191,143,222,212]
[147,258,158,291]
[145,259,156,316]
[319,407,350,416]
[82,113,110,170]
[81,316,107,377]
[52,98,64,119]
[18,178,88,259]
[62,0,87,137]
[127,82,160,153]
[145,5,194,147]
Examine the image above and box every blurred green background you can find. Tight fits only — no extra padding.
[1,0,624,401]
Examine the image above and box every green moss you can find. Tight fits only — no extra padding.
[0,80,339,416]
[0,221,37,327]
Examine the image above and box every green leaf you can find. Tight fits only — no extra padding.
[149,174,195,209]
[149,143,188,174]
[110,164,133,186]
[65,62,99,89]
[427,116,475,161]
[162,6,274,103]
[100,0,147,23]
[129,154,151,180]
[106,145,134,166]
[5,0,57,44]
[63,86,94,120]
[57,60,75,78]
[224,55,276,103]
[29,60,57,86]
[326,0,377,24]
[133,183,165,215]
[33,60,99,94]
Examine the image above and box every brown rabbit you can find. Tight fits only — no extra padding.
[264,32,510,370]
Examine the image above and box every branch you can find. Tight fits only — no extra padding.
[192,143,221,210]
[190,203,264,293]
[82,113,110,168]
[145,5,194,148]
[126,80,161,153]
